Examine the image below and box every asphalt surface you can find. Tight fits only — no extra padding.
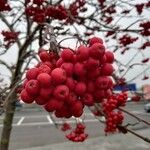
[0,102,150,150]
[19,128,150,150]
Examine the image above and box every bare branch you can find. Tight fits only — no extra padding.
[0,60,13,74]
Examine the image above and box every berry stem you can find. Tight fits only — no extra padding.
[88,106,150,144]
[118,107,150,126]
[118,125,150,143]
[48,113,59,129]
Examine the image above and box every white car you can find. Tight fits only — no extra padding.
[127,97,132,101]
[144,103,150,113]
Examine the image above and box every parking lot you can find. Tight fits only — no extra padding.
[0,102,149,150]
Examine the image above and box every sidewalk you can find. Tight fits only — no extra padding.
[20,128,150,150]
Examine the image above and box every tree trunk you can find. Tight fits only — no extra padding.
[0,54,21,150]
[0,25,40,150]
[0,93,16,150]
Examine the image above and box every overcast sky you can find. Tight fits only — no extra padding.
[0,0,150,88]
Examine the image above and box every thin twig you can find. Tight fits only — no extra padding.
[118,107,150,126]
[120,126,150,143]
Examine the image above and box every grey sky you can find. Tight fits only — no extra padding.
[0,0,150,88]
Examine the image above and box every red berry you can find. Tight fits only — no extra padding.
[106,89,112,98]
[101,63,114,76]
[75,82,86,96]
[25,80,40,96]
[60,104,72,118]
[79,133,88,141]
[74,63,86,77]
[54,85,69,101]
[65,77,76,91]
[73,54,77,63]
[87,67,100,79]
[22,79,28,88]
[39,49,50,62]
[26,68,39,80]
[86,81,95,93]
[56,58,63,67]
[20,89,34,103]
[33,0,45,5]
[61,123,71,131]
[66,92,77,105]
[61,49,74,62]
[76,123,86,130]
[61,62,74,76]
[72,101,83,117]
[94,90,106,102]
[95,76,113,89]
[89,43,105,59]
[100,55,107,64]
[131,95,141,102]
[82,93,94,106]
[35,95,49,105]
[44,98,63,112]
[89,37,103,46]
[54,104,72,118]
[37,73,52,87]
[55,110,64,118]
[43,61,53,68]
[76,45,89,61]
[39,87,52,100]
[85,57,100,70]
[51,68,67,84]
[105,51,114,63]
[38,64,51,74]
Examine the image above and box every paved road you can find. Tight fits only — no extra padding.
[20,128,150,150]
[0,102,149,150]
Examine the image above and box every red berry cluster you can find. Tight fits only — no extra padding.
[104,5,116,14]
[104,17,113,24]
[119,34,138,47]
[131,95,141,102]
[142,75,149,80]
[45,5,67,21]
[98,3,116,24]
[105,111,124,133]
[98,0,106,8]
[20,36,115,119]
[139,21,150,36]
[66,123,88,142]
[135,2,150,15]
[61,122,71,132]
[66,0,86,24]
[0,0,11,11]
[103,92,127,133]
[25,0,67,23]
[103,92,127,113]
[116,92,128,107]
[141,58,149,63]
[106,31,115,37]
[140,41,150,49]
[135,3,144,15]
[146,1,150,7]
[25,0,86,24]
[1,31,19,47]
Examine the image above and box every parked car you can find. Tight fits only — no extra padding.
[127,97,132,102]
[144,103,150,113]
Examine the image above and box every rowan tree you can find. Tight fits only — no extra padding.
[0,0,150,149]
